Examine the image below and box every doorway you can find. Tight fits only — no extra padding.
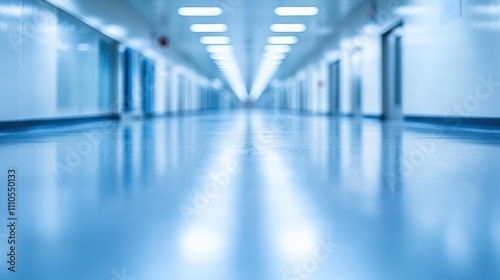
[124,48,138,113]
[382,24,403,120]
[141,57,154,116]
[350,49,363,117]
[328,61,341,115]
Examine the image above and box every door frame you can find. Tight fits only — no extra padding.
[328,60,341,115]
[381,19,404,120]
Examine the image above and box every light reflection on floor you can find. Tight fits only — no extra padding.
[0,110,499,280]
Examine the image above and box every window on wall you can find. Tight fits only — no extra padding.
[56,11,98,113]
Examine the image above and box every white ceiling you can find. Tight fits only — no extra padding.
[119,0,368,91]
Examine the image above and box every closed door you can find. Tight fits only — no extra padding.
[328,61,341,115]
[382,25,403,120]
[141,58,154,115]
[350,50,363,117]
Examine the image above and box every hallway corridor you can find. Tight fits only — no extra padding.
[1,111,499,280]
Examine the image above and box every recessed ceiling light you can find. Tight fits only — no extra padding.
[200,36,231,45]
[206,45,234,53]
[268,36,298,45]
[178,7,223,16]
[270,24,307,33]
[275,7,319,16]
[190,24,228,32]
[264,45,292,53]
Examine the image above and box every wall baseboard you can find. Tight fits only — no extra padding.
[405,116,500,129]
[0,114,120,131]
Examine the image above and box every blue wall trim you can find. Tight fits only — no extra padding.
[405,116,500,129]
[0,114,120,131]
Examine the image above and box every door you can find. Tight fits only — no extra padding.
[124,48,137,113]
[98,39,116,111]
[382,25,403,120]
[328,61,341,115]
[141,57,154,116]
[350,50,363,117]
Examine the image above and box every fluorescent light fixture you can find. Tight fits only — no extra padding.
[102,25,127,38]
[206,45,234,53]
[178,7,223,16]
[268,36,298,45]
[190,24,228,32]
[210,53,236,60]
[200,36,231,45]
[270,24,307,32]
[264,45,292,53]
[275,7,319,16]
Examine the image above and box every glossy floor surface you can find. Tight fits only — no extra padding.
[1,110,500,280]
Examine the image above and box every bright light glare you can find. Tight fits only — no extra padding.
[268,36,298,45]
[264,45,292,53]
[178,7,223,16]
[200,36,231,45]
[210,54,247,102]
[190,24,228,32]
[275,7,319,16]
[206,45,234,53]
[278,229,317,257]
[249,44,292,101]
[102,25,127,38]
[181,229,224,261]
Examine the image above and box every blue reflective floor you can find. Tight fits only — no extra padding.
[1,110,500,280]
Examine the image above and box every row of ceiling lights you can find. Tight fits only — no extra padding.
[177,6,318,102]
[248,6,319,102]
[177,6,247,101]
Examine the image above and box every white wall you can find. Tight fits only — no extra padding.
[400,0,500,117]
[271,0,500,119]
[0,0,220,122]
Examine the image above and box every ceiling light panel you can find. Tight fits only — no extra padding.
[270,24,307,32]
[206,45,234,53]
[264,45,292,53]
[210,53,237,60]
[275,7,319,16]
[178,7,223,16]
[200,36,231,45]
[190,24,228,32]
[268,36,298,45]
